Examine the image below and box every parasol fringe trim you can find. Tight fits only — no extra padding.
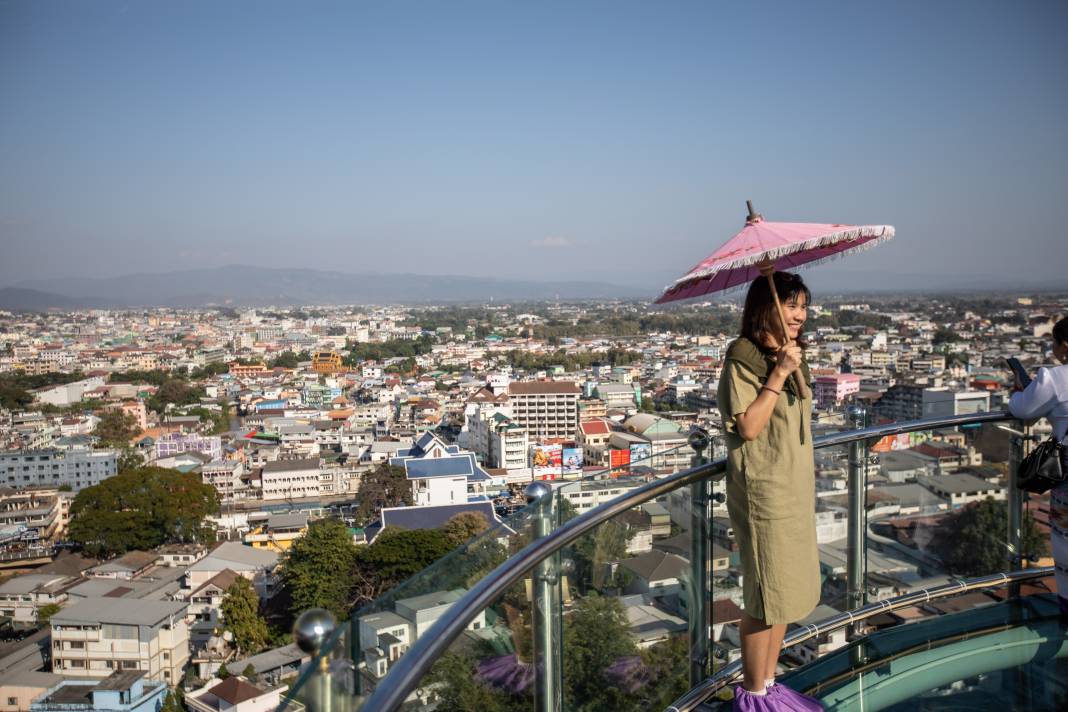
[657,230,895,301]
[666,225,894,289]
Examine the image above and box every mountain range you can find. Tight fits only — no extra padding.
[2,265,652,310]
[1,265,1062,311]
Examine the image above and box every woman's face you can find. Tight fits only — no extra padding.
[783,293,808,342]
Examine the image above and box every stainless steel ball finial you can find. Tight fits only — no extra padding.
[524,481,552,504]
[688,427,710,453]
[293,608,337,655]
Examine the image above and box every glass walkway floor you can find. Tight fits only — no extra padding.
[701,593,1068,711]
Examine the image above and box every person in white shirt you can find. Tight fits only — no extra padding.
[1008,316,1068,616]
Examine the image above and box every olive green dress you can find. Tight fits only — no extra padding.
[717,337,819,625]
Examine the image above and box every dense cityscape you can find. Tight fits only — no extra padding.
[0,292,1061,710]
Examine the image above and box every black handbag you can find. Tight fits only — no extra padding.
[1016,435,1066,494]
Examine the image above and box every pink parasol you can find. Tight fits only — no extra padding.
[656,202,894,304]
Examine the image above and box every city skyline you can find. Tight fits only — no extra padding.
[2,0,1066,289]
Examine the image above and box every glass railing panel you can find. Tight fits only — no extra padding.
[281,497,542,711]
[860,418,1047,629]
[553,442,700,710]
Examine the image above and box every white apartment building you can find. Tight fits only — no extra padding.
[0,449,117,492]
[466,410,528,470]
[201,460,247,504]
[260,458,321,501]
[921,388,990,418]
[50,598,189,684]
[506,381,580,441]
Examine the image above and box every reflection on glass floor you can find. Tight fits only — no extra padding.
[703,593,1067,711]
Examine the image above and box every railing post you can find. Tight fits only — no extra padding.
[1007,423,1030,592]
[846,406,868,620]
[687,428,711,687]
[525,482,562,712]
[293,609,338,712]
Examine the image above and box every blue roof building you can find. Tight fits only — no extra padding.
[30,672,166,712]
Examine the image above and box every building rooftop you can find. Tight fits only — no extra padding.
[507,381,580,395]
[188,542,279,572]
[207,676,266,705]
[919,473,1004,495]
[262,458,320,474]
[51,597,187,627]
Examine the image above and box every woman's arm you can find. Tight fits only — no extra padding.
[734,346,800,441]
[1008,367,1057,420]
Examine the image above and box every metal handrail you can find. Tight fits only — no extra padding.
[361,410,1015,712]
[666,565,1055,711]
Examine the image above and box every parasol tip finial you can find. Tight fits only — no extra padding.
[745,200,763,224]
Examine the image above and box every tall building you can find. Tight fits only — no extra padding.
[506,381,580,441]
[0,449,117,492]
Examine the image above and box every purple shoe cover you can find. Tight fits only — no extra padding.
[768,682,824,710]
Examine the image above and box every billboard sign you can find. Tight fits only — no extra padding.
[871,430,932,453]
[531,444,562,480]
[562,447,583,475]
[629,442,652,466]
[609,448,631,476]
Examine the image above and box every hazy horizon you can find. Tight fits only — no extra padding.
[2,1,1066,290]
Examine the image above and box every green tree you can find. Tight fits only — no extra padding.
[216,663,231,680]
[162,691,184,712]
[268,351,310,369]
[563,593,638,711]
[353,464,413,527]
[220,577,270,656]
[91,409,141,447]
[68,466,219,558]
[350,527,455,608]
[637,635,689,709]
[241,663,258,682]
[560,499,633,592]
[282,519,358,620]
[443,511,491,547]
[116,448,144,474]
[36,603,61,626]
[147,378,203,412]
[109,370,172,386]
[933,498,1048,576]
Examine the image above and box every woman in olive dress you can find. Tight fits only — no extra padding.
[717,271,822,710]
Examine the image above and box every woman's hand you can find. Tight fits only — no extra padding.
[774,343,803,377]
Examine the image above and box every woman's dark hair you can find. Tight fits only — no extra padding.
[740,271,811,351]
[1053,316,1068,347]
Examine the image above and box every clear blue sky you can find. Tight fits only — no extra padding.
[1,0,1065,290]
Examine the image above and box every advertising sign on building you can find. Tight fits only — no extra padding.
[531,444,562,480]
[629,442,652,466]
[609,448,631,476]
[562,447,583,475]
[871,431,931,453]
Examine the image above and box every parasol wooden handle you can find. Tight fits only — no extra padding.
[760,266,807,399]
